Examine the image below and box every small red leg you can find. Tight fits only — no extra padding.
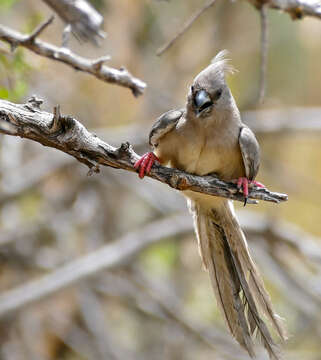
[134,152,159,179]
[237,177,243,189]
[251,180,265,188]
[233,177,266,206]
[134,156,145,170]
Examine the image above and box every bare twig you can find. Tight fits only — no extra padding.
[258,4,268,104]
[77,285,130,360]
[0,98,288,204]
[0,22,146,97]
[248,0,321,20]
[1,206,320,327]
[0,215,191,317]
[28,15,55,42]
[239,210,321,265]
[156,0,217,56]
[157,0,321,58]
[97,272,250,359]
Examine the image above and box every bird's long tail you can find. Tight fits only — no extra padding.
[188,198,287,359]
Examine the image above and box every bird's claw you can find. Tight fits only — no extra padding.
[232,177,265,206]
[134,152,159,179]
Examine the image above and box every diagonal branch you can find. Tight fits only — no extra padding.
[0,21,146,97]
[156,0,217,56]
[0,98,288,204]
[157,0,321,58]
[28,15,55,42]
[0,214,191,317]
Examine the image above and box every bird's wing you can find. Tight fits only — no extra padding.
[149,109,184,147]
[238,126,260,180]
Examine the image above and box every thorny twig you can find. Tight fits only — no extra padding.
[0,19,146,96]
[28,15,55,42]
[0,98,288,204]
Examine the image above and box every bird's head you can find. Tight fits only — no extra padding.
[188,50,236,118]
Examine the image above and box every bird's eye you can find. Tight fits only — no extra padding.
[214,89,222,100]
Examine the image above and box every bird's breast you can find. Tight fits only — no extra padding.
[155,118,244,180]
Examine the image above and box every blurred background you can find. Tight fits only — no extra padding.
[0,0,321,359]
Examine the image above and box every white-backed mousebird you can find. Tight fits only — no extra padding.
[134,51,287,359]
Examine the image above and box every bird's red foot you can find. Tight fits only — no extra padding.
[232,178,266,206]
[134,152,159,179]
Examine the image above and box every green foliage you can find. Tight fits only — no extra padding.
[0,50,30,102]
[0,0,19,11]
[0,86,9,99]
[19,192,42,221]
[89,0,108,12]
[133,4,161,50]
[140,240,179,276]
[23,12,44,34]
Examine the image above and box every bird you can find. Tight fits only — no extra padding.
[134,50,287,359]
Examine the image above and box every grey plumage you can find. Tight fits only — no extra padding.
[145,50,287,358]
[149,109,183,147]
[239,126,260,180]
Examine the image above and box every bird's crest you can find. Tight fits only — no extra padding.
[211,50,237,76]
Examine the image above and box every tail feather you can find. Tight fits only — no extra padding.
[220,202,287,341]
[189,199,286,359]
[227,237,281,360]
[197,204,255,356]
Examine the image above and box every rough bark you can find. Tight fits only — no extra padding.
[0,98,288,204]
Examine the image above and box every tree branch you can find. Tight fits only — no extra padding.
[0,21,146,97]
[244,107,321,133]
[258,3,268,104]
[0,98,288,204]
[0,208,320,322]
[0,214,191,317]
[156,0,217,56]
[157,0,321,58]
[248,0,321,20]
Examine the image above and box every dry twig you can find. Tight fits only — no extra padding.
[157,0,321,58]
[258,3,269,104]
[156,0,217,56]
[1,206,320,327]
[0,215,191,317]
[0,20,146,97]
[97,272,250,359]
[0,98,288,204]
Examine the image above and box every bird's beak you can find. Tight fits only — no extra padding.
[194,90,212,117]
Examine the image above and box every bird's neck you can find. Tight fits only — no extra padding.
[186,105,242,132]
